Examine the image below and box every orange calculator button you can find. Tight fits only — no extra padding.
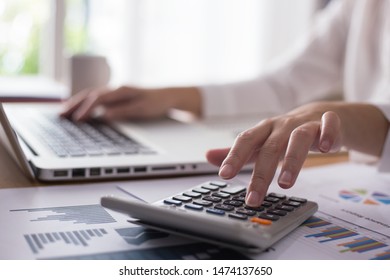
[250,217,272,225]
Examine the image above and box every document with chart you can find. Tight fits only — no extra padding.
[0,163,389,260]
[250,162,390,260]
[0,176,249,260]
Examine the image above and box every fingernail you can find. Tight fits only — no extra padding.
[320,140,330,152]
[246,191,261,207]
[219,164,233,178]
[279,170,293,187]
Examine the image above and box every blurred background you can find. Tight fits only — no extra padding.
[0,0,331,97]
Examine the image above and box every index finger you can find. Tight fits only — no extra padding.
[245,131,289,207]
[218,120,273,180]
[60,88,91,118]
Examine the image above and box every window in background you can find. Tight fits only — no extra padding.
[0,0,49,75]
[0,0,73,100]
[86,0,266,87]
[0,0,318,93]
[85,0,316,88]
[0,0,89,77]
[64,0,89,54]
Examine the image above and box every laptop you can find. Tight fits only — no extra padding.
[0,102,265,182]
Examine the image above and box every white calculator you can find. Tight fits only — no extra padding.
[101,181,318,253]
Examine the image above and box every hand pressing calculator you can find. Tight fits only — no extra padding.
[101,181,318,253]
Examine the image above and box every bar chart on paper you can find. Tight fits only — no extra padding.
[7,203,247,260]
[7,204,123,258]
[10,204,116,224]
[0,180,251,260]
[302,215,390,259]
[22,227,170,256]
[23,228,109,254]
[255,213,390,260]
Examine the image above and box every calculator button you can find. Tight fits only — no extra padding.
[239,192,247,197]
[164,199,182,206]
[289,197,307,203]
[244,205,265,212]
[236,208,256,216]
[258,213,280,221]
[185,204,204,211]
[268,193,287,199]
[232,196,245,202]
[228,213,248,220]
[183,191,202,198]
[283,201,301,207]
[223,200,244,207]
[193,200,213,207]
[214,204,234,211]
[250,217,272,226]
[221,186,246,195]
[203,196,222,203]
[192,188,210,194]
[261,201,273,208]
[264,197,280,203]
[209,181,228,188]
[212,192,230,199]
[173,195,192,202]
[275,205,294,212]
[206,208,225,215]
[201,185,219,191]
[267,209,288,216]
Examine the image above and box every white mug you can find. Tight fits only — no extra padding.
[69,54,111,95]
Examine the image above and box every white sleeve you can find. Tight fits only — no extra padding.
[374,104,390,172]
[350,103,390,172]
[200,0,352,118]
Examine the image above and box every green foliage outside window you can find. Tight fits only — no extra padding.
[0,0,88,76]
[0,0,45,75]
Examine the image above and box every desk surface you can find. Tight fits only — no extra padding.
[0,140,349,189]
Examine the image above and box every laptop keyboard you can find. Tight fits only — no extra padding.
[34,115,155,157]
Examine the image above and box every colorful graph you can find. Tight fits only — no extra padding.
[305,226,359,242]
[303,216,390,259]
[372,249,390,260]
[303,216,332,228]
[339,189,390,205]
[372,192,390,205]
[338,237,387,253]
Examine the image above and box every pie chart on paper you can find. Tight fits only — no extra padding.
[339,189,390,205]
[372,192,390,205]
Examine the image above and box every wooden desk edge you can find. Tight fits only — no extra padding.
[0,143,349,189]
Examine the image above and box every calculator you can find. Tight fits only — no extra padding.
[101,181,318,253]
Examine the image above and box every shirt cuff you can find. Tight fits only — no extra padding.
[199,84,238,118]
[199,79,284,119]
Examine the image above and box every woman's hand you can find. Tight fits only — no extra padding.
[206,102,389,207]
[61,86,201,121]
